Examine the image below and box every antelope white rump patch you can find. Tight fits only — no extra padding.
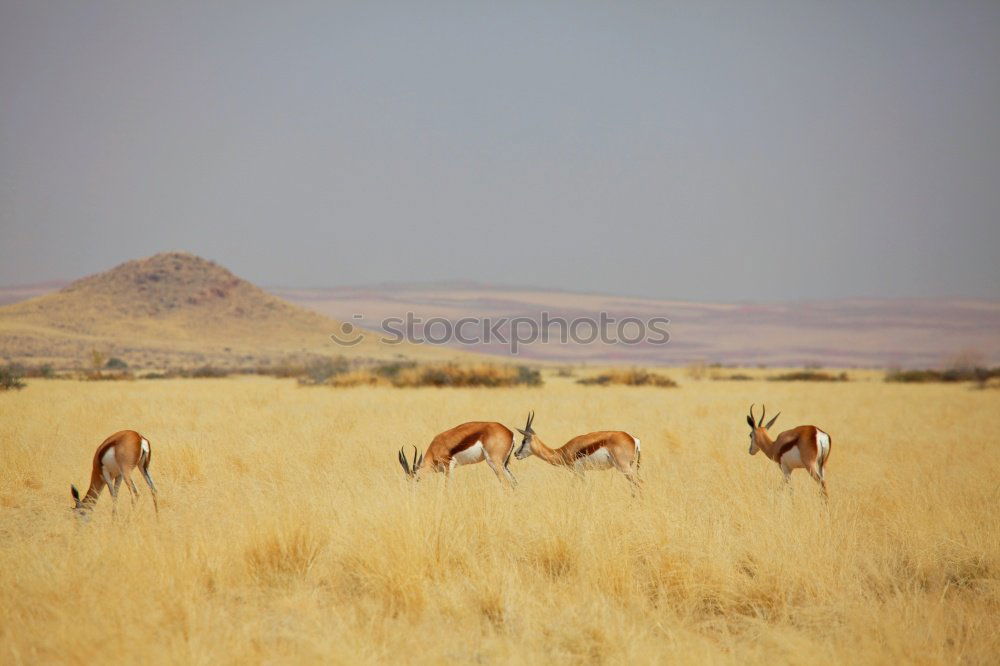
[816,431,831,464]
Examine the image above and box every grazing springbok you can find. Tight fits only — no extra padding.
[513,411,641,489]
[746,404,831,495]
[71,430,158,516]
[397,421,517,487]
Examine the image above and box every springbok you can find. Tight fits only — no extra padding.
[746,404,831,495]
[71,430,158,516]
[513,411,641,489]
[397,421,517,487]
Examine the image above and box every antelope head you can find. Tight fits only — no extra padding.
[69,485,93,520]
[397,445,424,480]
[514,410,536,460]
[745,403,780,455]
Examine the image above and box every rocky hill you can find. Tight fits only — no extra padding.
[0,252,415,369]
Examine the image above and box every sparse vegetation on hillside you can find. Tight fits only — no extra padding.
[577,368,677,387]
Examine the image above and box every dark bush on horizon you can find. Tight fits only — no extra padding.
[577,368,677,388]
[715,373,754,381]
[768,370,849,382]
[886,367,1000,383]
[1,365,26,391]
[318,362,543,388]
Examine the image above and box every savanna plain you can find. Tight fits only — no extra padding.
[1,374,997,664]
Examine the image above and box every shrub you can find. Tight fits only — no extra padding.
[189,365,230,379]
[515,366,543,387]
[768,370,848,382]
[317,362,543,389]
[886,367,1000,383]
[140,372,171,380]
[327,370,386,388]
[105,357,128,370]
[0,365,26,391]
[390,363,542,388]
[372,361,418,380]
[2,363,53,379]
[885,369,943,383]
[297,357,350,385]
[577,368,677,388]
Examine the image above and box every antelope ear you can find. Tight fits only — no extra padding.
[70,485,80,501]
[516,428,526,435]
[765,412,781,430]
[746,415,755,428]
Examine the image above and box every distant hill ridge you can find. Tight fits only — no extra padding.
[2,252,332,337]
[2,254,997,368]
[49,252,305,322]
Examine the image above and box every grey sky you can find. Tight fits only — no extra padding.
[1,2,998,300]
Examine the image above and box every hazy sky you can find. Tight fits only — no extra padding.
[1,2,998,300]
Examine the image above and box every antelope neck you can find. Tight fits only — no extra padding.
[530,435,566,466]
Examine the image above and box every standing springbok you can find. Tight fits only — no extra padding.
[513,412,641,489]
[71,430,158,515]
[397,421,517,487]
[746,404,831,495]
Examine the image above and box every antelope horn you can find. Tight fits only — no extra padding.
[398,447,410,475]
[749,403,756,423]
[758,404,766,428]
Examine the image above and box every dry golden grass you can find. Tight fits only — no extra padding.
[1,375,998,663]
